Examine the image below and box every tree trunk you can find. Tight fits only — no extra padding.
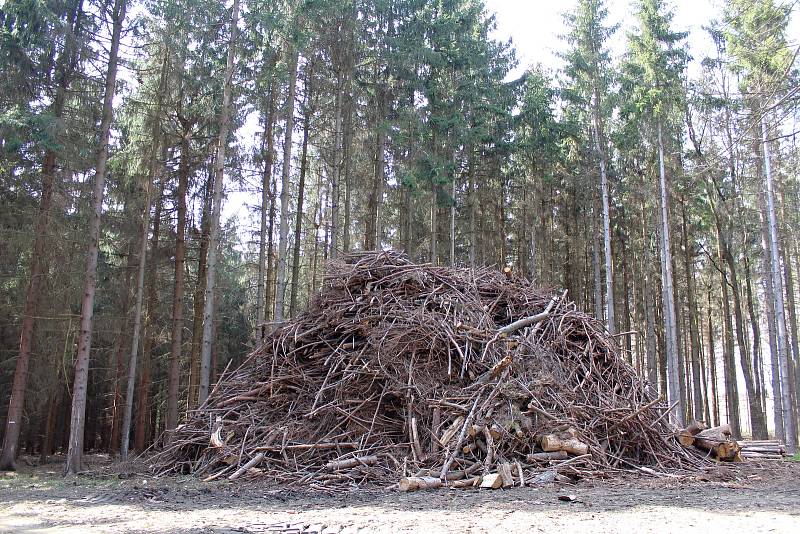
[166,124,191,434]
[744,254,767,415]
[273,45,298,324]
[65,0,126,475]
[342,89,354,254]
[761,114,797,452]
[256,81,277,342]
[641,198,658,387]
[198,0,240,405]
[593,90,614,334]
[0,0,83,471]
[135,165,165,451]
[656,121,683,426]
[759,193,783,440]
[365,83,385,251]
[329,83,343,259]
[680,202,704,422]
[290,62,312,317]
[187,164,212,411]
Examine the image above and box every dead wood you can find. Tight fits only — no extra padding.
[153,250,710,487]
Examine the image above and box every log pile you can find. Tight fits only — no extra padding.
[153,251,709,488]
[738,440,786,460]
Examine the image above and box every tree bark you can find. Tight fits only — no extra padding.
[198,0,240,405]
[329,82,343,259]
[256,79,277,342]
[656,121,683,426]
[761,114,797,452]
[166,121,191,434]
[365,82,385,251]
[0,0,83,471]
[593,88,614,334]
[65,0,126,475]
[290,61,313,317]
[187,164,212,411]
[273,45,298,323]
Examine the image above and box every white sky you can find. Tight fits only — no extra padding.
[485,0,799,77]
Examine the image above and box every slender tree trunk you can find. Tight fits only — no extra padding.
[717,227,741,436]
[591,197,603,323]
[187,166,212,411]
[290,63,312,316]
[198,0,240,405]
[274,46,298,323]
[467,149,476,267]
[449,153,457,267]
[265,163,277,321]
[365,84,385,251]
[707,287,720,426]
[656,121,683,426]
[65,0,126,475]
[680,203,703,422]
[593,91,614,334]
[642,199,658,387]
[166,126,191,434]
[759,194,783,440]
[109,250,133,453]
[120,187,152,457]
[329,83,343,259]
[744,254,767,413]
[761,114,797,452]
[342,90,353,254]
[0,0,83,470]
[135,168,164,451]
[256,82,277,342]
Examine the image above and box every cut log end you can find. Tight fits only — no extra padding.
[398,476,443,492]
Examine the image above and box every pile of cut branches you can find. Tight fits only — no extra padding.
[153,250,708,489]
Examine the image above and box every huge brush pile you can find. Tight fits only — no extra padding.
[154,251,707,488]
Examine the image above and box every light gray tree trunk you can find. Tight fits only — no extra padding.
[256,82,276,340]
[593,91,614,334]
[329,84,343,259]
[274,46,298,323]
[65,0,127,475]
[120,46,169,459]
[761,114,797,452]
[198,0,240,405]
[656,121,683,427]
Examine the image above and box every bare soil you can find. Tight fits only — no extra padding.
[1,456,799,533]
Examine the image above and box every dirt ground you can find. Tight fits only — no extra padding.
[1,456,799,534]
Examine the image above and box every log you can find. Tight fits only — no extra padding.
[498,462,514,488]
[526,450,568,462]
[228,452,265,481]
[540,434,589,455]
[693,424,741,461]
[480,473,503,489]
[398,476,443,492]
[324,455,378,471]
[677,421,708,447]
[451,476,480,488]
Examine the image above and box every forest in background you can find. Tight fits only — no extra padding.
[0,0,799,473]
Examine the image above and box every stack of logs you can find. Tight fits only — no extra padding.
[678,422,787,462]
[738,440,786,460]
[678,423,742,461]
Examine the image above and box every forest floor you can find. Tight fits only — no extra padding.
[1,456,799,533]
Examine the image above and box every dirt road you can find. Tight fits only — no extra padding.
[2,459,798,533]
